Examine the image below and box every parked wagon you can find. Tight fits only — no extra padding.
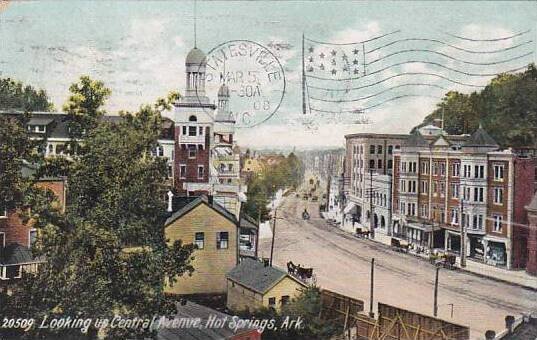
[391,238,409,253]
[355,228,371,238]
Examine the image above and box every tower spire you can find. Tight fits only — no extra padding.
[194,0,197,48]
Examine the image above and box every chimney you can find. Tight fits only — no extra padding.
[167,190,174,213]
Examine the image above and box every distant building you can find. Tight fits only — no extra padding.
[226,258,306,312]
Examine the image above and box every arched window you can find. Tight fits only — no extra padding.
[189,115,197,122]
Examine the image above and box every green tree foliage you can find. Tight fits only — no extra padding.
[3,79,194,339]
[63,76,112,141]
[414,64,537,147]
[0,77,53,112]
[243,153,305,222]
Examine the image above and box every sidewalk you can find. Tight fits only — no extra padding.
[338,225,537,290]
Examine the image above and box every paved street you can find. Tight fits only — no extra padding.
[259,196,537,339]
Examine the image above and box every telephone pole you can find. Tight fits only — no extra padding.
[433,266,440,317]
[460,187,466,268]
[269,207,277,267]
[369,258,375,318]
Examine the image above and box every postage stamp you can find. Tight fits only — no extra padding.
[197,40,286,128]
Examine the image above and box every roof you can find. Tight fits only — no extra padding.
[0,243,39,265]
[403,131,429,148]
[227,258,305,294]
[157,301,259,340]
[185,47,207,65]
[240,214,258,230]
[344,133,409,140]
[165,195,238,227]
[464,124,499,148]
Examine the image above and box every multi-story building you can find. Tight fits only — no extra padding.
[0,163,65,282]
[342,133,408,235]
[392,125,535,269]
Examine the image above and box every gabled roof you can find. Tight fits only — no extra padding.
[227,258,305,294]
[165,195,238,227]
[403,131,429,148]
[464,124,499,148]
[432,134,451,147]
[0,243,42,265]
[240,214,258,230]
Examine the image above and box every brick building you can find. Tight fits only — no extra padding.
[0,163,66,281]
[392,125,535,269]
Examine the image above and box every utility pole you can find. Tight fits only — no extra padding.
[433,266,439,317]
[269,207,277,267]
[369,258,375,318]
[460,187,466,268]
[369,169,374,239]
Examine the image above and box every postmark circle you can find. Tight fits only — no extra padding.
[196,40,286,128]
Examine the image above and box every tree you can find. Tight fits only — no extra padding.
[4,81,194,339]
[0,77,53,112]
[63,76,111,142]
[414,64,537,148]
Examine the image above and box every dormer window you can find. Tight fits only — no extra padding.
[28,125,46,133]
[189,115,197,122]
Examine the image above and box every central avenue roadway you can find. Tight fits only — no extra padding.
[258,196,537,339]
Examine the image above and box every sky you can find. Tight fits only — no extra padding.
[1,1,536,149]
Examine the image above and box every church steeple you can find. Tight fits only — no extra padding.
[185,47,207,97]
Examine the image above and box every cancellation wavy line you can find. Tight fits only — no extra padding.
[309,94,443,114]
[308,83,449,103]
[306,72,486,91]
[443,29,532,42]
[304,30,401,46]
[306,61,531,81]
[366,38,533,55]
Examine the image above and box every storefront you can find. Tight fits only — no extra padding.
[445,230,461,254]
[485,241,507,267]
[468,234,485,261]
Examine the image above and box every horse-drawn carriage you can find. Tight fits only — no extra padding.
[287,261,316,284]
[355,227,371,238]
[431,253,457,269]
[390,238,409,252]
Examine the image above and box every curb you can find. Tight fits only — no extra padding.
[354,231,537,292]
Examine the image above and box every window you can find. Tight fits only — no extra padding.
[377,145,383,154]
[167,165,173,178]
[194,232,204,249]
[188,115,197,122]
[494,187,503,204]
[388,160,393,169]
[432,162,438,175]
[493,215,503,232]
[216,232,229,249]
[420,180,428,194]
[198,126,203,135]
[474,165,485,179]
[281,295,290,306]
[463,187,470,201]
[450,183,459,199]
[5,265,22,279]
[369,145,375,154]
[48,144,54,154]
[268,297,276,307]
[420,204,428,218]
[420,161,429,175]
[29,229,37,247]
[494,165,504,181]
[188,126,197,136]
[451,208,459,225]
[198,165,204,179]
[400,180,406,192]
[473,187,484,202]
[452,163,460,177]
[152,145,164,157]
[182,126,187,135]
[377,159,382,169]
[440,182,445,196]
[179,165,186,179]
[369,160,375,169]
[463,165,471,178]
[388,145,393,154]
[0,202,6,218]
[0,232,5,247]
[401,162,407,172]
[432,181,438,194]
[188,145,197,158]
[440,163,446,176]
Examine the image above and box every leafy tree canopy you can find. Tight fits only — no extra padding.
[414,64,537,148]
[0,77,53,112]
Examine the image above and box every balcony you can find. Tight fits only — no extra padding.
[178,135,205,144]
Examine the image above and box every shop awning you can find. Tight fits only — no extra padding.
[343,202,357,214]
[406,221,434,232]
